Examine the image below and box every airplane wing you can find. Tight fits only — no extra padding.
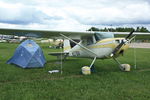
[0,28,94,39]
[114,32,150,35]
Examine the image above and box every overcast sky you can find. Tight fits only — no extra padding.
[0,0,150,31]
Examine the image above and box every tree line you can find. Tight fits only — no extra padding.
[88,27,149,32]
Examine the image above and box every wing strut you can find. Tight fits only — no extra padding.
[89,57,97,68]
[60,34,97,56]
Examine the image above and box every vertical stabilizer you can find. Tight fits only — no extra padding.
[63,39,71,52]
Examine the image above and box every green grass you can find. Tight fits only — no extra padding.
[0,43,150,100]
[115,34,150,41]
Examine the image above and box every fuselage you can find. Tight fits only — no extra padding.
[64,32,130,59]
[68,38,129,59]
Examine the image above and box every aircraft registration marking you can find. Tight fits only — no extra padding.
[72,51,80,56]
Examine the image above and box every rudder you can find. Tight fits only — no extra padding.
[63,39,71,52]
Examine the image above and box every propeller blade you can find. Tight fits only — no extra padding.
[125,30,134,39]
[128,35,136,43]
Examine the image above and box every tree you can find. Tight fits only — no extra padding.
[140,27,149,32]
[87,27,149,32]
[87,27,99,31]
[136,27,140,32]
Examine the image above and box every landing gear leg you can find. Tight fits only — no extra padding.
[113,57,121,66]
[113,57,131,71]
[89,57,97,73]
[113,57,123,70]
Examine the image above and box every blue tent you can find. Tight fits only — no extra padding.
[7,40,46,68]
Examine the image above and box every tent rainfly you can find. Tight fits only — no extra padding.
[7,40,46,68]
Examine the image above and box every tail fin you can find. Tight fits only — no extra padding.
[63,39,71,52]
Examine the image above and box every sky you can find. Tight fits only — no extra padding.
[0,0,150,31]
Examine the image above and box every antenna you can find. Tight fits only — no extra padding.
[60,40,63,74]
[133,36,137,69]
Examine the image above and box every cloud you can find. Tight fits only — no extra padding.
[0,1,63,25]
[64,1,150,25]
[0,0,150,31]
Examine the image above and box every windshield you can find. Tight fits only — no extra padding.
[94,32,114,41]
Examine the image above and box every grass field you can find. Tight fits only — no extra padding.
[115,34,150,42]
[0,42,150,100]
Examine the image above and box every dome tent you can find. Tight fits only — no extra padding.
[7,40,46,68]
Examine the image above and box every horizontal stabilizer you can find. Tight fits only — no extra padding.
[48,52,69,56]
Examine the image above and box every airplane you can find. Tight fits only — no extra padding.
[0,28,135,71]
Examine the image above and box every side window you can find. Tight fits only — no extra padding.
[87,36,93,45]
[94,32,114,42]
[94,34,100,41]
[82,36,94,45]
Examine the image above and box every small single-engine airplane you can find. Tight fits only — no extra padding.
[0,28,135,71]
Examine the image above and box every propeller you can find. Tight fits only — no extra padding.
[125,30,135,39]
[110,30,134,57]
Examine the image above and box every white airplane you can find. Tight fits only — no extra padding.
[0,28,135,71]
